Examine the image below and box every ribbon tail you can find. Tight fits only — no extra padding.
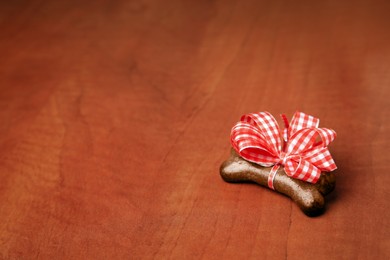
[268,164,280,190]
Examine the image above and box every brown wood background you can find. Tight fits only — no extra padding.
[0,0,389,259]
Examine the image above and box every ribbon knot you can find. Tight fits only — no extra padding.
[279,152,288,166]
[231,111,337,189]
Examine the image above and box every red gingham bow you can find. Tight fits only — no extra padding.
[231,111,337,189]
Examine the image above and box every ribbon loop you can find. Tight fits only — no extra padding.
[240,112,282,154]
[231,111,337,187]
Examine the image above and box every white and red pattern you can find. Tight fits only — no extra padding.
[231,111,337,189]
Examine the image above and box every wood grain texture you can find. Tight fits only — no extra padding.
[0,0,389,259]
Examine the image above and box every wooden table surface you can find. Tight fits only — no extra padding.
[1,0,389,259]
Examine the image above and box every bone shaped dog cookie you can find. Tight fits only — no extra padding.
[220,149,336,216]
[223,111,338,216]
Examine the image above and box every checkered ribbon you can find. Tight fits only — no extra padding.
[231,111,337,189]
